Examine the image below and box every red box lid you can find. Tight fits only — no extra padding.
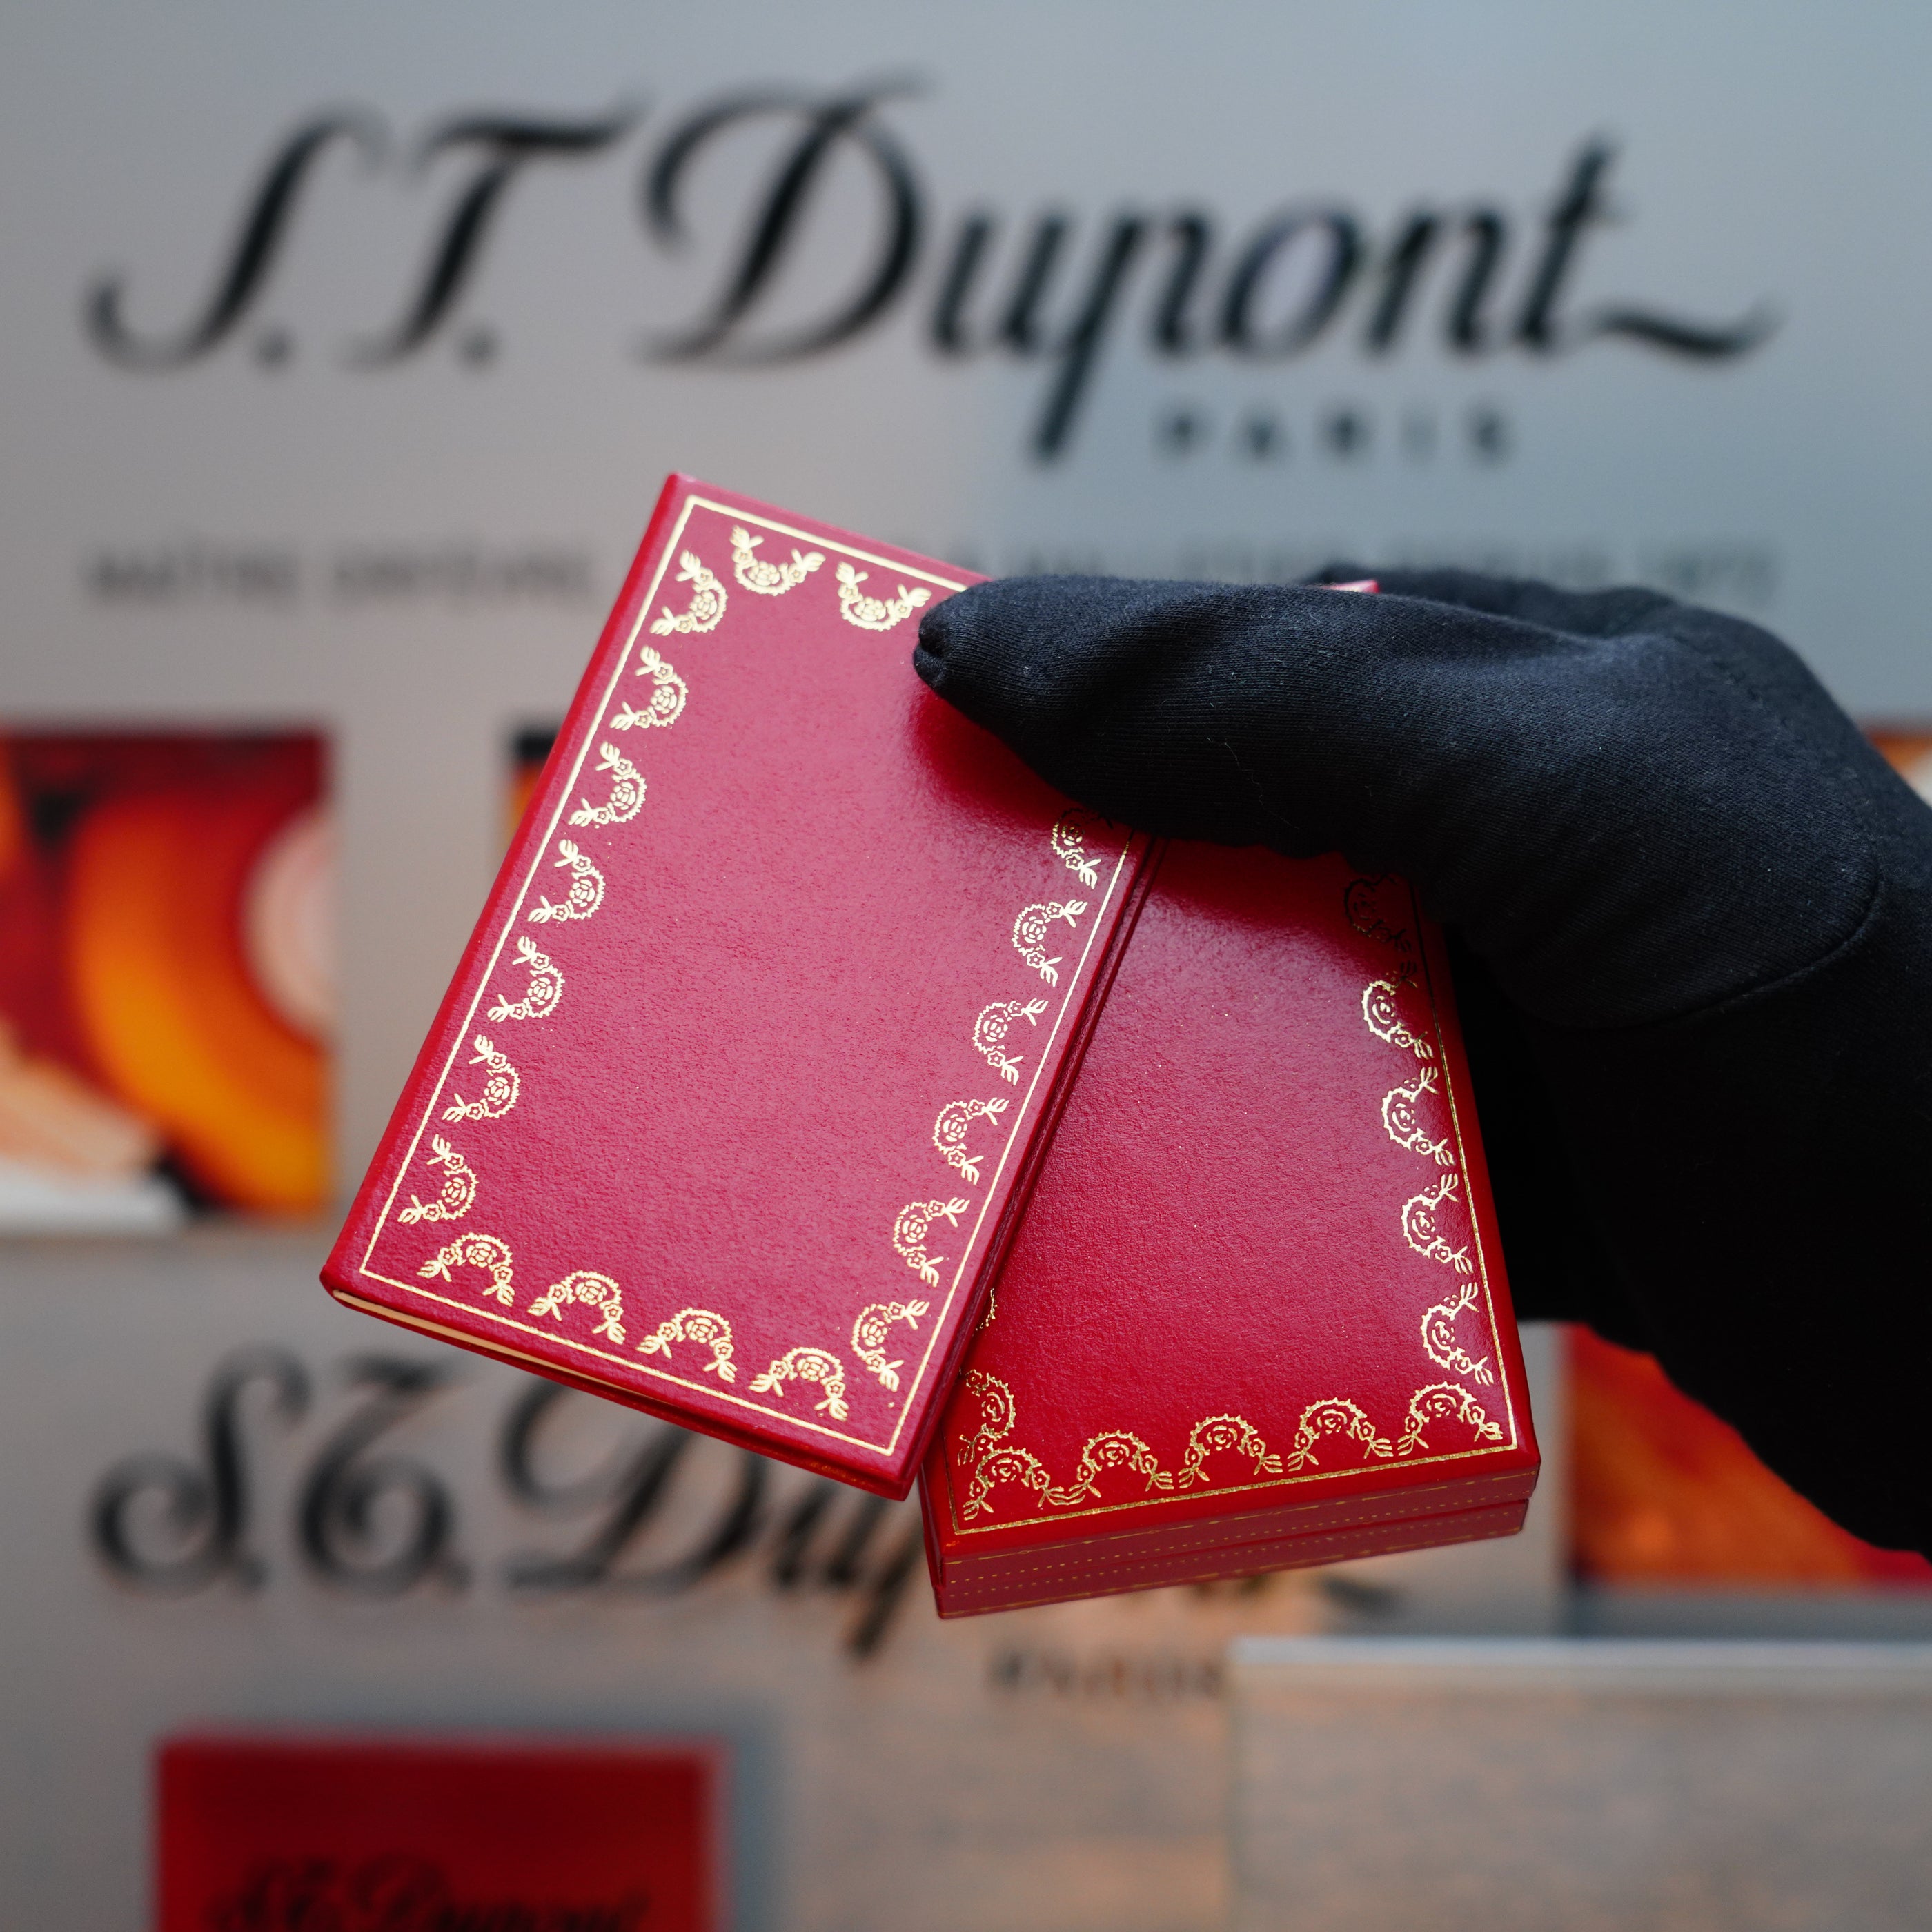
[920,843,1539,1606]
[324,477,1152,1496]
[156,1735,720,1932]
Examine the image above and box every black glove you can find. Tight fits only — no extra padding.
[915,569,1932,1557]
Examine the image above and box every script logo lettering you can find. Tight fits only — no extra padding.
[82,88,1777,459]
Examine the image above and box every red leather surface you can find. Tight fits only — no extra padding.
[324,477,1152,1495]
[920,840,1539,1601]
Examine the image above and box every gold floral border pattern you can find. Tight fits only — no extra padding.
[836,560,931,630]
[529,1269,627,1344]
[972,998,1049,1085]
[731,523,823,595]
[750,1345,851,1421]
[636,1305,737,1381]
[442,1036,519,1123]
[649,551,727,634]
[417,1232,515,1305]
[527,840,605,925]
[1348,874,1499,1386]
[486,936,563,1022]
[953,1371,1503,1525]
[851,1298,931,1392]
[398,1136,476,1225]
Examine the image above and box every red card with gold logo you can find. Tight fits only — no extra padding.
[323,477,1153,1497]
[157,1736,719,1932]
[919,844,1539,1612]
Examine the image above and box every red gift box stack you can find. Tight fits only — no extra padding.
[325,477,1537,1608]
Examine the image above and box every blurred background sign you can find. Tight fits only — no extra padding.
[5,1230,1462,1932]
[4,1,1929,1172]
[4,5,1932,1927]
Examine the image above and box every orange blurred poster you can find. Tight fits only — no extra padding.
[0,731,329,1227]
[1867,726,1932,802]
[1568,1328,1932,1586]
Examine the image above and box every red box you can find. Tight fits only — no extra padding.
[156,1736,720,1932]
[324,477,1151,1497]
[919,845,1540,1613]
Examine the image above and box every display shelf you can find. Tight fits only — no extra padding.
[1228,1637,1932,1932]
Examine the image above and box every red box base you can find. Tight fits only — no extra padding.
[919,842,1539,1612]
[928,1494,1532,1615]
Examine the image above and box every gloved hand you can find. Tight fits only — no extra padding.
[916,569,1932,1557]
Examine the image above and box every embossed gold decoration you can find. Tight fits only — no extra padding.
[953,1370,1510,1524]
[488,936,562,1022]
[954,1374,1047,1520]
[1421,1282,1494,1383]
[956,1368,1016,1466]
[954,1374,1298,1519]
[1354,877,1499,1394]
[835,560,931,631]
[1382,1065,1453,1165]
[965,1446,1051,1517]
[527,840,606,924]
[750,1346,850,1421]
[649,550,727,635]
[731,524,825,595]
[611,644,688,731]
[851,1298,931,1391]
[1049,810,1103,889]
[567,743,644,829]
[972,998,1049,1084]
[637,1306,738,1381]
[399,1136,477,1224]
[1403,1172,1473,1274]
[1397,1381,1504,1457]
[1177,1414,1285,1488]
[931,1095,1010,1183]
[528,1269,627,1344]
[1044,1432,1174,1507]
[417,1232,514,1305]
[442,1035,520,1123]
[1282,1398,1396,1472]
[1363,977,1433,1061]
[891,1196,969,1287]
[1343,873,1415,952]
[1012,899,1087,985]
